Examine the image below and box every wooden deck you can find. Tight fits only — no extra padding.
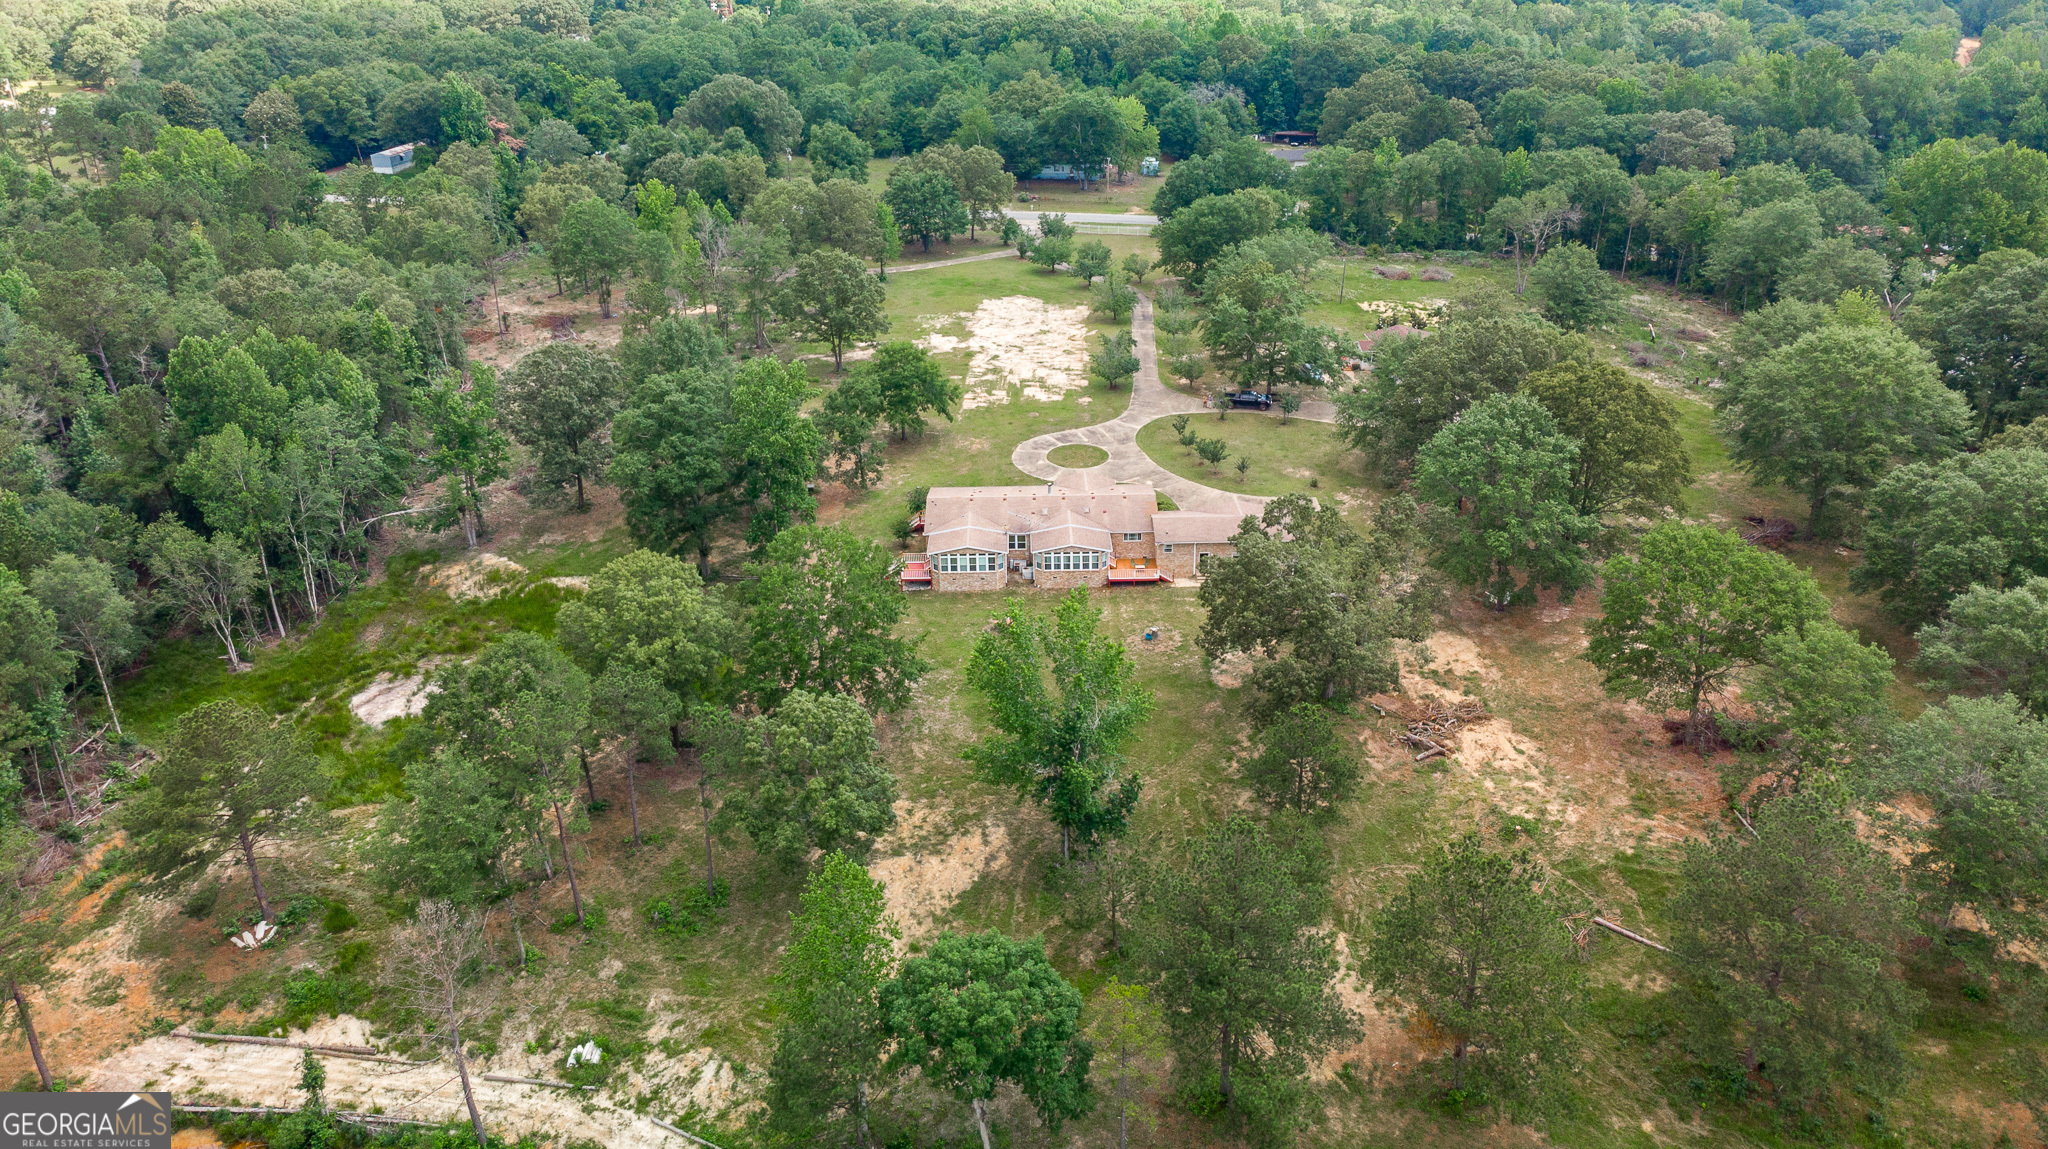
[1104,561,1171,585]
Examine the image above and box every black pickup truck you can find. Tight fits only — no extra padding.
[1223,390,1273,410]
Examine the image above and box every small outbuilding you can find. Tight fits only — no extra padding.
[370,143,417,175]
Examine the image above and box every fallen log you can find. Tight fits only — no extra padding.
[174,1029,376,1054]
[650,1115,727,1149]
[481,1073,594,1091]
[172,1029,430,1065]
[175,1104,429,1127]
[1592,916,1671,953]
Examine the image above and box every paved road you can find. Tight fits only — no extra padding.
[1002,208,1159,229]
[1011,292,1271,517]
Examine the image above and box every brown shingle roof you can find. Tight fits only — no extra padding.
[923,481,1157,540]
[1152,511,1245,545]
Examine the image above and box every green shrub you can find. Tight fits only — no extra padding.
[643,878,729,938]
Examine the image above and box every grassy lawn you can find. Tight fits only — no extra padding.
[1046,443,1108,467]
[112,549,584,802]
[1135,411,1376,507]
[824,249,1160,542]
[1300,257,1519,344]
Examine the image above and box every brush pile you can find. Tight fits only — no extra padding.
[1398,699,1488,761]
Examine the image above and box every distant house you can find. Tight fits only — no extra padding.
[1033,163,1104,182]
[1268,130,1317,145]
[1272,146,1313,167]
[904,473,1242,591]
[370,143,417,175]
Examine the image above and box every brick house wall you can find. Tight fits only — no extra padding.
[1111,532,1154,559]
[1033,567,1109,591]
[934,569,1008,592]
[1156,541,1237,580]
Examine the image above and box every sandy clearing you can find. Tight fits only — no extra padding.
[417,553,527,600]
[939,296,1095,410]
[867,803,1010,950]
[86,1016,737,1144]
[347,673,439,727]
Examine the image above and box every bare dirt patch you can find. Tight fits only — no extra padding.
[460,274,627,377]
[417,552,528,599]
[868,802,1011,949]
[1208,649,1256,689]
[938,296,1094,410]
[347,672,439,727]
[87,1016,730,1145]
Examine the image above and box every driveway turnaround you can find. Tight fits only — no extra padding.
[1011,292,1272,518]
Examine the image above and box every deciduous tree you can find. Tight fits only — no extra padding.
[776,249,888,371]
[385,901,493,1148]
[712,690,896,869]
[421,369,511,550]
[966,589,1152,860]
[1414,393,1597,610]
[608,368,740,577]
[28,554,135,737]
[1089,332,1139,390]
[1334,297,1590,477]
[1366,834,1584,1115]
[732,356,826,546]
[743,525,926,712]
[1199,495,1435,711]
[1523,361,1690,516]
[814,371,886,489]
[1746,620,1895,793]
[883,930,1094,1148]
[1716,294,1970,534]
[1586,521,1829,744]
[1850,447,2048,626]
[1914,577,2048,715]
[862,341,957,441]
[500,343,626,510]
[806,122,872,184]
[139,520,258,670]
[884,166,968,253]
[555,197,637,319]
[1527,240,1624,330]
[1881,695,2048,947]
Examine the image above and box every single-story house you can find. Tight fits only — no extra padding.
[905,474,1244,591]
[1033,163,1104,182]
[370,143,417,175]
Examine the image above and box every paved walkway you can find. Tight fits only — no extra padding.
[880,249,1017,274]
[1003,208,1159,229]
[1011,292,1272,517]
